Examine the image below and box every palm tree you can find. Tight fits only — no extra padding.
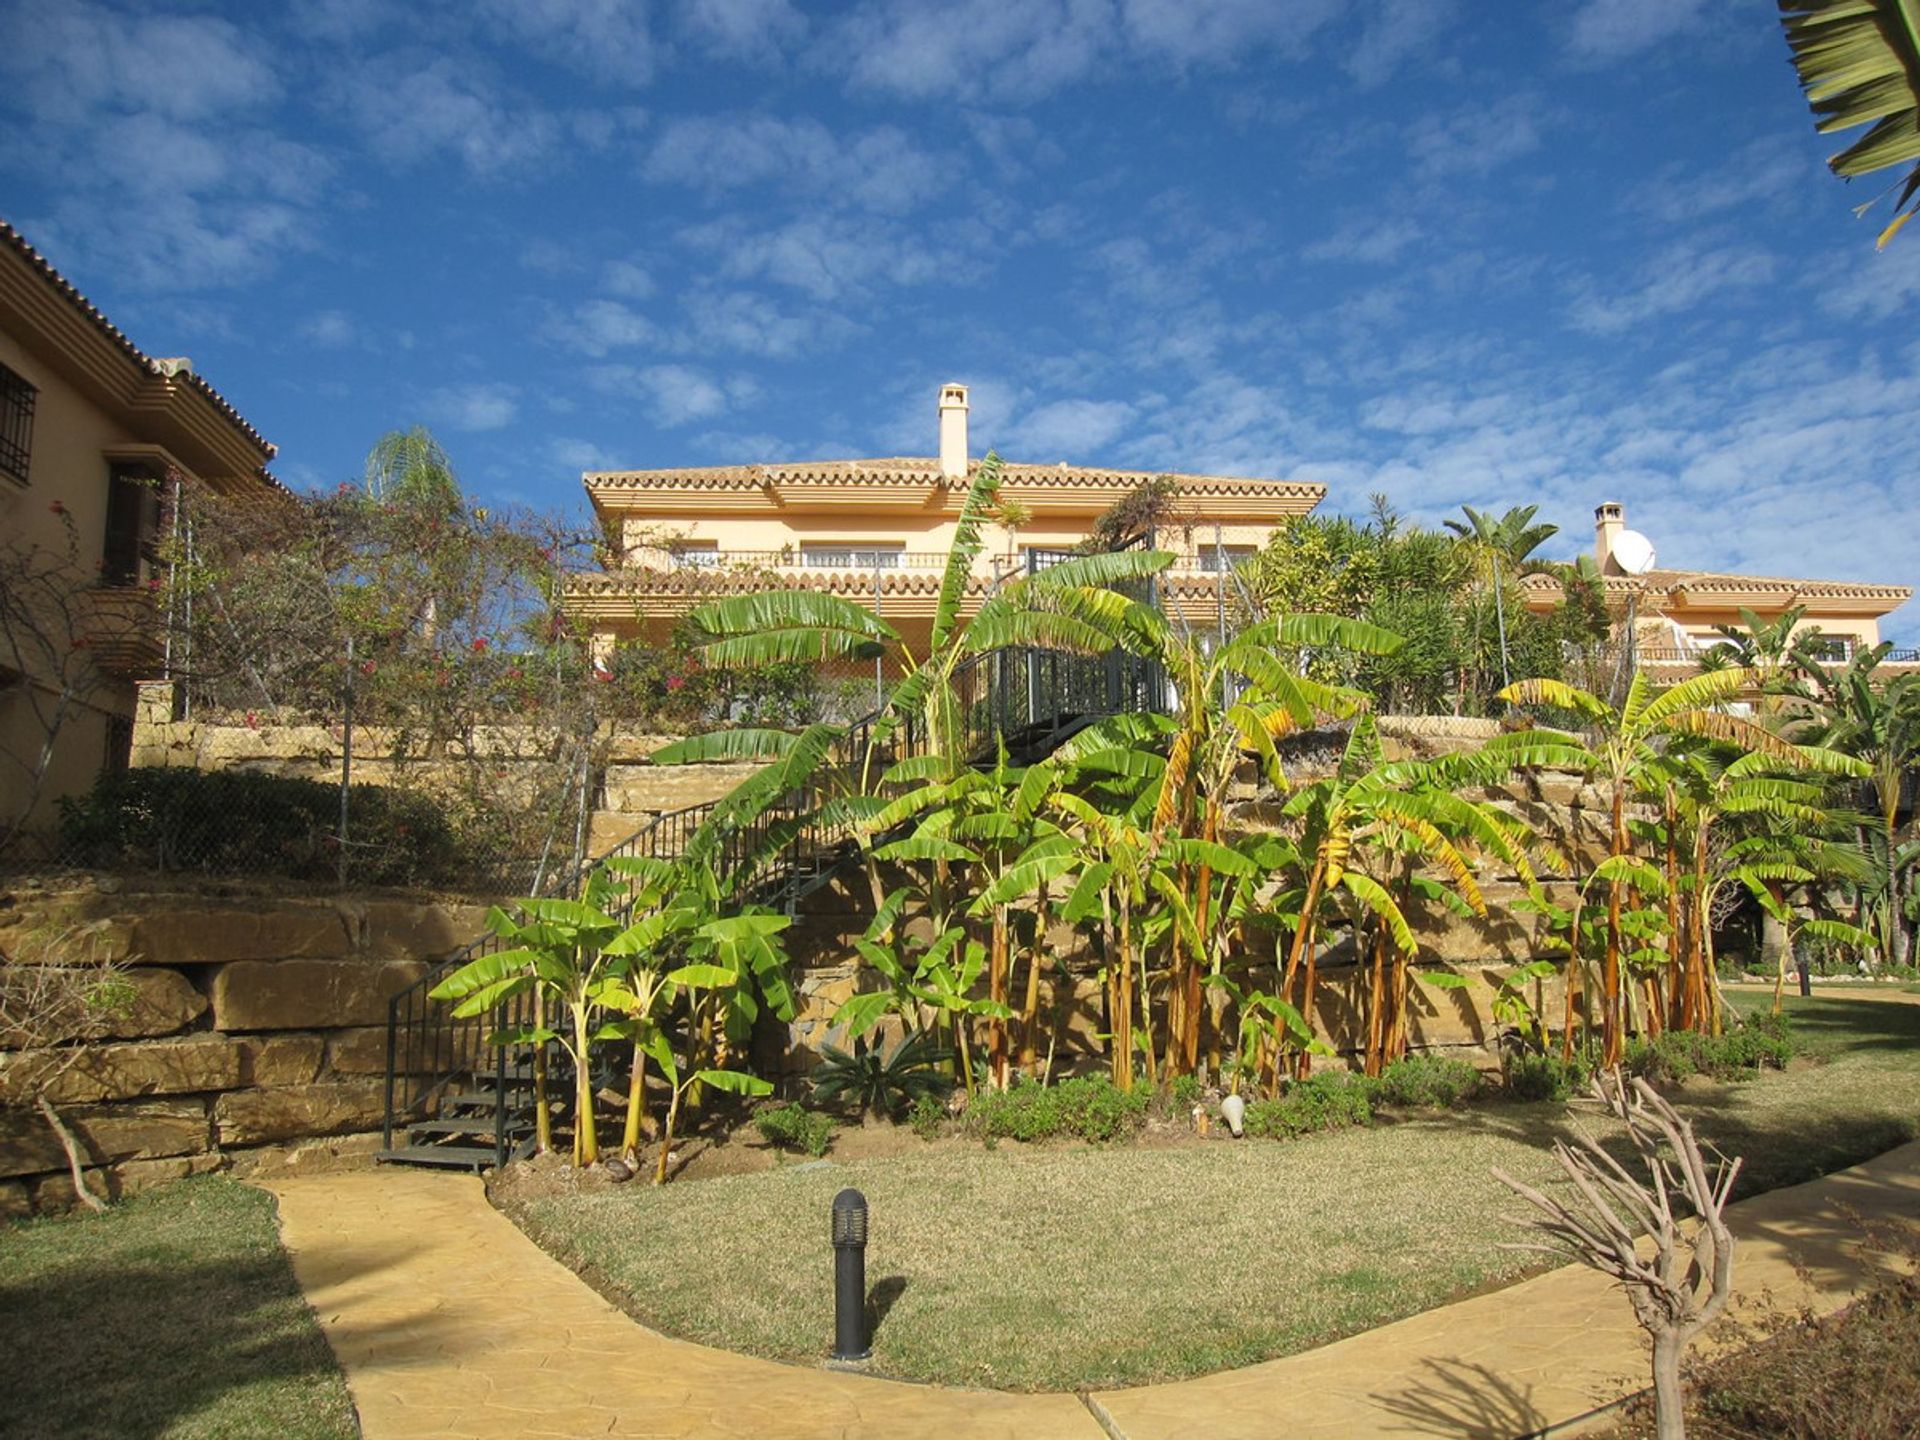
[1495,669,1798,1066]
[1779,0,1920,246]
[1444,504,1559,690]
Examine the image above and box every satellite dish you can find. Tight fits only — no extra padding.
[1612,528,1657,575]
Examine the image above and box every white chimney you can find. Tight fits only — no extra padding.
[1594,501,1624,573]
[938,383,969,480]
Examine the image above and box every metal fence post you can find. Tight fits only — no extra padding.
[339,635,353,889]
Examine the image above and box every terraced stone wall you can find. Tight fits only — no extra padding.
[0,877,490,1216]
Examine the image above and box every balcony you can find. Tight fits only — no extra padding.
[77,585,163,678]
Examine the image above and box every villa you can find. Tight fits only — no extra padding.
[567,382,1913,679]
[563,383,1324,663]
[1524,501,1914,676]
[0,220,280,837]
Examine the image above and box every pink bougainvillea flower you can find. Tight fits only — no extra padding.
[665,674,686,692]
[48,499,65,514]
[470,637,488,653]
[245,711,259,729]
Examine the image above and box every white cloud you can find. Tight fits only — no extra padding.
[645,115,944,214]
[1303,219,1425,265]
[476,0,659,85]
[551,436,626,470]
[1408,96,1545,178]
[427,383,519,431]
[588,363,743,425]
[1567,240,1776,335]
[1007,398,1135,457]
[1346,0,1455,90]
[678,288,853,358]
[689,216,954,301]
[677,0,806,62]
[1632,137,1813,225]
[603,260,656,299]
[0,2,325,288]
[1566,0,1713,65]
[827,0,1337,102]
[1817,240,1920,323]
[301,310,357,347]
[550,299,662,357]
[333,58,559,174]
[0,1,279,123]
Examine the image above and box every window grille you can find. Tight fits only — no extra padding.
[0,362,34,486]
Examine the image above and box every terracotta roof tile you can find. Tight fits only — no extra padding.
[1,219,278,474]
[584,456,1323,500]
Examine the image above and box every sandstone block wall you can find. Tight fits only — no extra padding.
[0,878,490,1216]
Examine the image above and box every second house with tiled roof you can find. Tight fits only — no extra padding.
[565,383,1324,664]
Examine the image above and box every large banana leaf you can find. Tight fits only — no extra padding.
[1780,0,1920,244]
[929,453,1003,657]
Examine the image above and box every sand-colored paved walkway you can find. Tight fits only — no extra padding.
[266,1140,1920,1440]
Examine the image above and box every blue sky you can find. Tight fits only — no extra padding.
[2,0,1915,640]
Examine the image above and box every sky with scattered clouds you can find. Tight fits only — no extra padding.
[2,0,1914,639]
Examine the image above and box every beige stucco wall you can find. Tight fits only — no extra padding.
[618,511,1277,570]
[0,326,141,844]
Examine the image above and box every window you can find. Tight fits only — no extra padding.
[800,543,903,570]
[1804,635,1854,663]
[103,713,134,775]
[0,361,34,487]
[101,466,161,587]
[1193,545,1256,573]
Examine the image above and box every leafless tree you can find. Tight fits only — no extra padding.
[0,506,111,856]
[0,925,135,1211]
[1493,1073,1740,1440]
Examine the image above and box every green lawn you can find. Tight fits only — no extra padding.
[510,993,1920,1392]
[0,1178,358,1440]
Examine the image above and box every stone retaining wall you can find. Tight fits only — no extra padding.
[132,690,761,819]
[0,877,490,1216]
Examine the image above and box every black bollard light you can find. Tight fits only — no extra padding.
[831,1187,871,1361]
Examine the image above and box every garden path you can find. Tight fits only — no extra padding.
[264,1139,1920,1440]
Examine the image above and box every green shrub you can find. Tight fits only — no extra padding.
[907,1092,947,1140]
[1375,1055,1482,1109]
[1502,1051,1591,1102]
[1243,1072,1376,1139]
[1168,1074,1203,1108]
[1626,1017,1795,1085]
[753,1103,836,1158]
[965,1075,1148,1143]
[55,768,469,888]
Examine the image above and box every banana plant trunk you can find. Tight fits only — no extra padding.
[572,1000,599,1166]
[1603,782,1627,1069]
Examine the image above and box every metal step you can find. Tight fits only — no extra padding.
[376,1144,495,1171]
[407,1117,528,1138]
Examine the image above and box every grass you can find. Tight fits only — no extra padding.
[509,993,1920,1392]
[0,1177,358,1439]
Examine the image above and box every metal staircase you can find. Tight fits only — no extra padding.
[379,547,1168,1171]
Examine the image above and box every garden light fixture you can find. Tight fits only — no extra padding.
[831,1187,871,1361]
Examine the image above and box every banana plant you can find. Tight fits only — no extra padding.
[907,924,1011,1094]
[430,869,627,1165]
[1496,668,1797,1068]
[638,1028,772,1184]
